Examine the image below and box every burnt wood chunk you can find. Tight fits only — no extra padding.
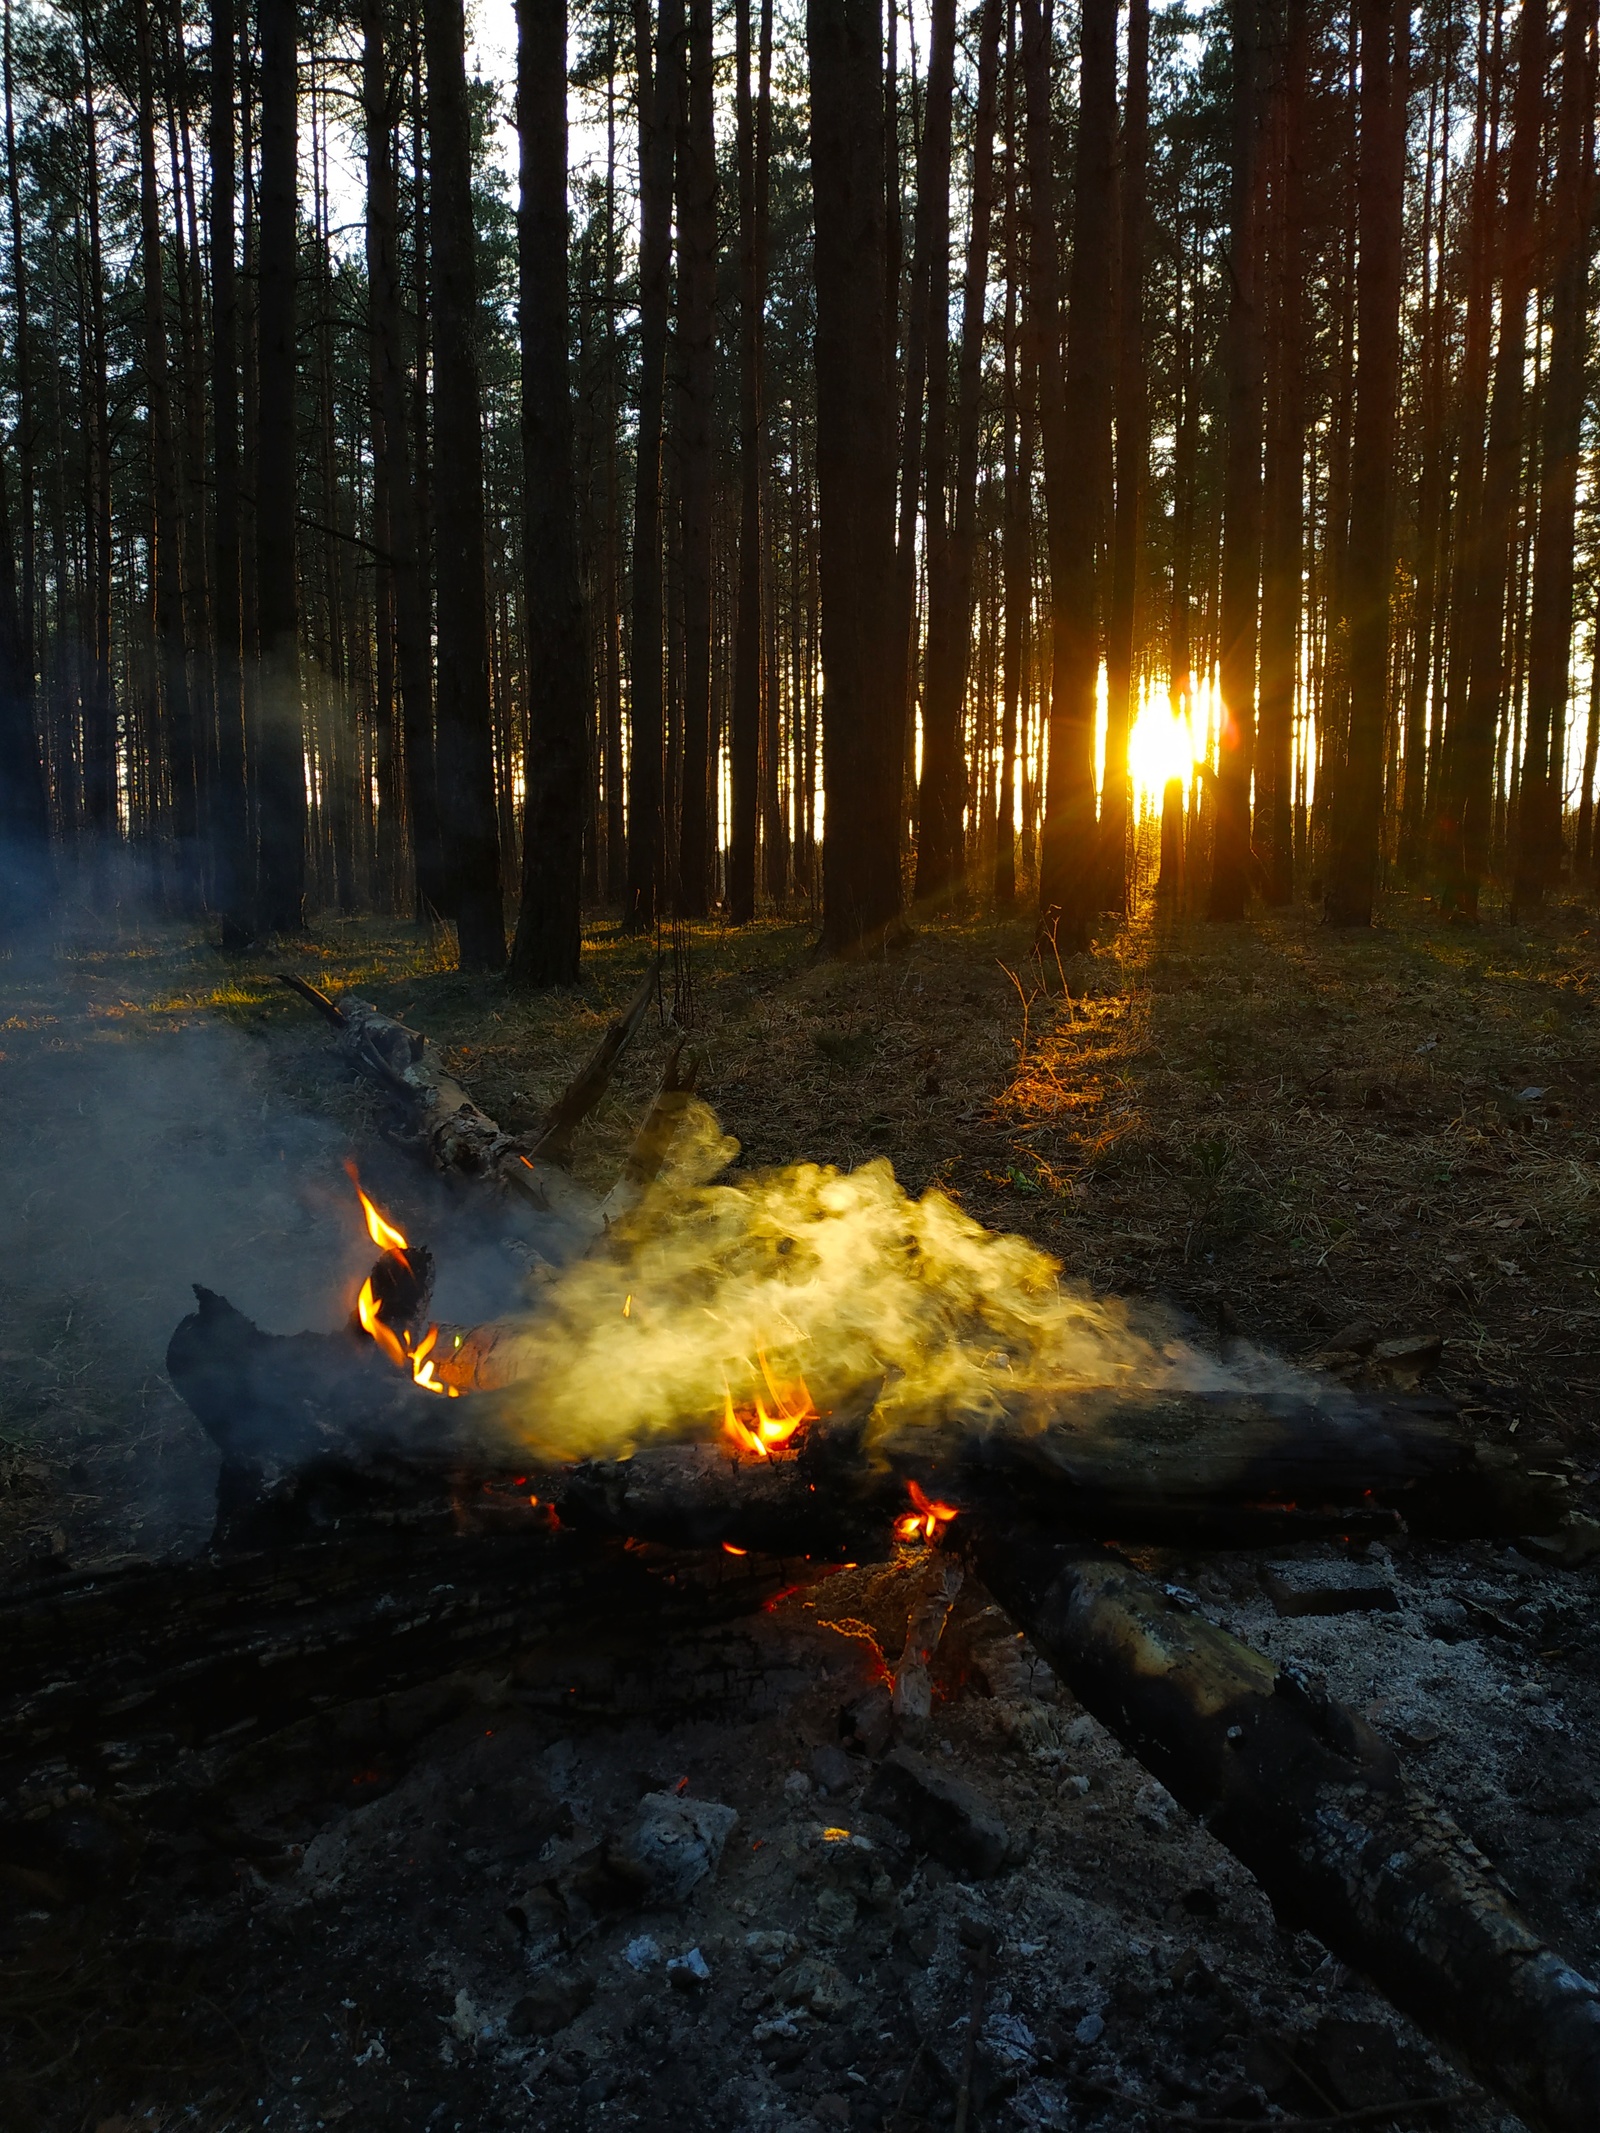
[863,1744,1019,1877]
[973,1532,1600,2133]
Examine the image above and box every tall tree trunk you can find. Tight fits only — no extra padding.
[254,0,305,931]
[209,0,250,945]
[0,2,46,928]
[910,0,958,902]
[627,0,683,934]
[1449,0,1544,917]
[1324,0,1407,925]
[136,0,198,910]
[917,0,1000,904]
[1035,0,1116,949]
[809,0,901,951]
[729,0,771,922]
[424,0,506,967]
[508,0,587,985]
[1513,0,1596,909]
[994,0,1022,912]
[1206,0,1265,920]
[674,0,715,917]
[890,0,956,831]
[1255,0,1304,907]
[1102,0,1148,915]
[1399,42,1447,876]
[362,0,442,920]
[80,19,117,869]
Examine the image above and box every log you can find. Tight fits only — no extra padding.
[971,1529,1600,2133]
[164,1285,1573,1551]
[276,964,657,1208]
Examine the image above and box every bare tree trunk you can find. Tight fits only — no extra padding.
[890,0,956,835]
[136,0,198,910]
[1102,0,1148,916]
[994,0,1022,912]
[809,0,902,951]
[1206,0,1265,920]
[916,0,999,904]
[424,0,506,968]
[1034,0,1115,950]
[208,0,250,945]
[729,0,770,922]
[254,0,305,932]
[1513,0,1596,909]
[1255,0,1304,908]
[80,18,117,873]
[1450,0,1543,917]
[1324,0,1407,925]
[674,0,715,917]
[626,0,683,934]
[508,0,587,985]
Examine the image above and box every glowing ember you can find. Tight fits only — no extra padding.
[721,1353,817,1459]
[894,1478,959,1545]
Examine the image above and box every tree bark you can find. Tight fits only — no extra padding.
[80,18,118,872]
[809,0,902,952]
[626,0,683,935]
[137,0,199,912]
[1206,0,1265,921]
[1513,0,1596,910]
[508,0,588,986]
[208,0,251,947]
[1255,0,1304,908]
[1449,0,1544,918]
[253,0,305,932]
[1102,0,1148,917]
[994,0,1022,914]
[917,0,1000,905]
[1324,0,1407,925]
[728,0,771,923]
[674,0,715,917]
[1034,0,1115,951]
[425,0,506,968]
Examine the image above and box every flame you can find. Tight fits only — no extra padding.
[721,1356,818,1460]
[347,1166,459,1395]
[345,1161,410,1257]
[357,1274,408,1369]
[894,1478,959,1545]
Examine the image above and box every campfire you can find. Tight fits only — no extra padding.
[4,977,1598,2133]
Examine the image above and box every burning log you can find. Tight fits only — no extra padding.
[972,1530,1600,2133]
[163,1271,1573,1556]
[276,964,656,1206]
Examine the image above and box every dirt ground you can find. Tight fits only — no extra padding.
[3,883,1600,2133]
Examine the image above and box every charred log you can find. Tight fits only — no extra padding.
[973,1531,1600,2133]
[165,1286,1572,1551]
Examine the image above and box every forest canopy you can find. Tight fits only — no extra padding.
[0,0,1591,975]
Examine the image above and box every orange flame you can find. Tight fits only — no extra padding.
[894,1479,959,1545]
[345,1161,410,1257]
[348,1167,458,1396]
[721,1355,817,1459]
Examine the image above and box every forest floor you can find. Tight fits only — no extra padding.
[4,871,1598,1572]
[5,883,1600,2133]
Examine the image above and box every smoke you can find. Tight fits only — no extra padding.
[466,1101,1262,1464]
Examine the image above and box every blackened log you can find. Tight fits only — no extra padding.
[165,1286,1574,1551]
[973,1532,1600,2133]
